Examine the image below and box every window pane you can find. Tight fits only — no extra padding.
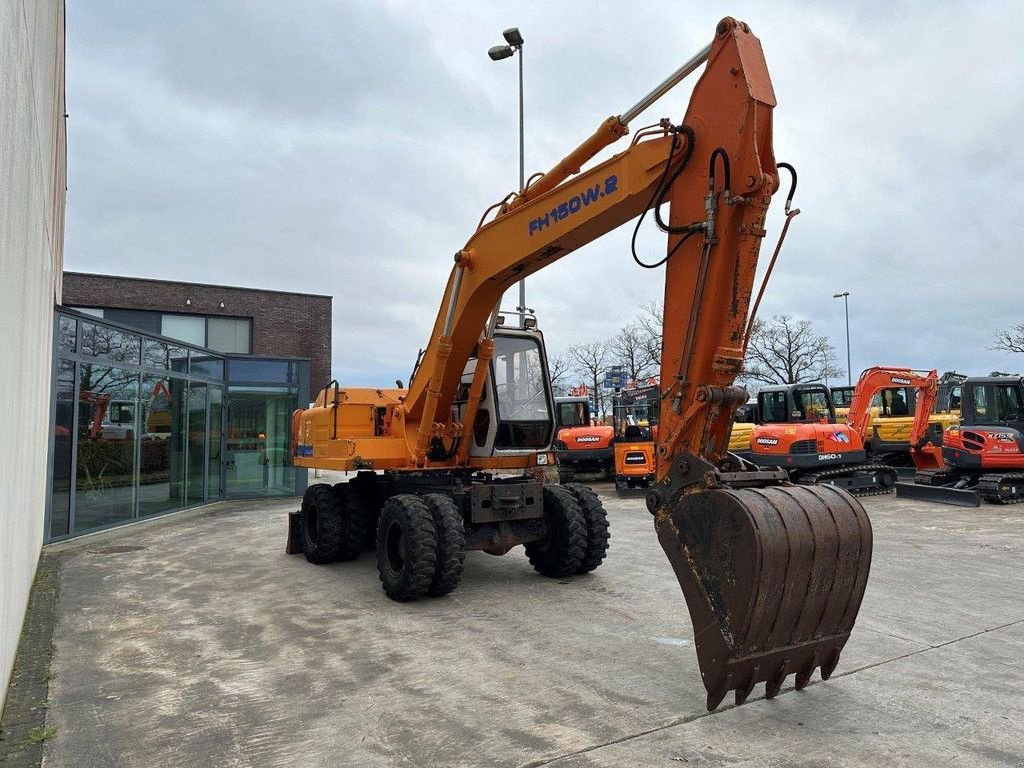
[208,387,223,498]
[187,383,208,503]
[69,307,104,318]
[104,309,162,335]
[190,355,224,381]
[161,314,206,346]
[229,359,291,383]
[207,317,251,354]
[491,338,550,422]
[50,361,76,538]
[74,365,139,532]
[138,375,186,518]
[142,339,168,370]
[81,321,141,365]
[169,345,189,374]
[58,315,77,352]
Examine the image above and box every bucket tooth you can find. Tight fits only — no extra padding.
[820,650,841,681]
[734,671,758,706]
[794,669,813,690]
[795,652,819,690]
[706,686,729,712]
[654,483,872,710]
[765,669,787,699]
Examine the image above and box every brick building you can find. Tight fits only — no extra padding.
[62,272,332,388]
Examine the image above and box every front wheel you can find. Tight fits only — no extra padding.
[562,483,610,573]
[375,495,438,602]
[525,486,586,577]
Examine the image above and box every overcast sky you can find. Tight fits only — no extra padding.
[65,1,1024,388]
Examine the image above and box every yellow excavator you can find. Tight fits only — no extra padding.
[288,18,872,711]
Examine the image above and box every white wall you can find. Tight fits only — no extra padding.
[0,0,66,698]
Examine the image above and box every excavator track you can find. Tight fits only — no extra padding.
[797,463,898,497]
[977,473,1024,504]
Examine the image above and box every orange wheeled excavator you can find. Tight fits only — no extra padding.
[288,18,873,711]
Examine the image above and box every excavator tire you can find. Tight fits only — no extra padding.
[525,486,586,577]
[422,494,466,596]
[562,483,610,574]
[332,483,368,561]
[375,495,438,602]
[300,483,344,564]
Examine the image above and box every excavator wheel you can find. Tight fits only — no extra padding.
[562,483,611,574]
[524,486,586,577]
[422,494,467,596]
[653,483,872,711]
[300,484,346,564]
[375,495,438,602]
[332,483,368,562]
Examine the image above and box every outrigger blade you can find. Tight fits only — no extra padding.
[895,481,981,508]
[654,484,873,711]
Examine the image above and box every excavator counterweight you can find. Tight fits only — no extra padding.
[290,17,874,712]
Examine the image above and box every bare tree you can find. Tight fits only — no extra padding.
[567,339,610,416]
[741,314,844,385]
[547,353,573,396]
[609,322,656,384]
[992,324,1024,354]
[635,299,664,369]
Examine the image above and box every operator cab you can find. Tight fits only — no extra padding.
[830,386,854,410]
[555,396,594,429]
[758,383,836,424]
[960,376,1024,432]
[612,384,659,441]
[453,317,556,457]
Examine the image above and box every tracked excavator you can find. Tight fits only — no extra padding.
[288,18,873,711]
[898,374,1024,506]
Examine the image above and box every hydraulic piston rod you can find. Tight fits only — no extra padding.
[619,42,712,126]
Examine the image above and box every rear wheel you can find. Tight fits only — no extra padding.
[301,483,344,564]
[525,486,586,577]
[563,483,610,574]
[422,494,466,596]
[375,495,438,602]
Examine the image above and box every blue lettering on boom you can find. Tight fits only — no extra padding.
[528,175,619,236]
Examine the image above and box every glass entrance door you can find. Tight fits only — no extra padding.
[224,387,297,496]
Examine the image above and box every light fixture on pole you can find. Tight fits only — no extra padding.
[488,27,527,327]
[833,291,851,386]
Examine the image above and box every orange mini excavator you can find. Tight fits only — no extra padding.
[288,18,873,711]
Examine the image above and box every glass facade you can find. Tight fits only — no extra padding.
[47,309,308,542]
[66,307,252,354]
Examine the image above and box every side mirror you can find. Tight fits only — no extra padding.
[791,410,802,420]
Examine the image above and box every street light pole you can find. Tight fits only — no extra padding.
[833,291,851,385]
[489,27,527,327]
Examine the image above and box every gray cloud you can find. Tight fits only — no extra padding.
[65,1,1024,388]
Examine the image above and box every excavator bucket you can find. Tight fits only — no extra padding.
[655,483,872,711]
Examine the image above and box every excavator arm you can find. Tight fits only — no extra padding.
[847,367,944,470]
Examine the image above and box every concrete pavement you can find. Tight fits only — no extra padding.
[36,485,1024,767]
